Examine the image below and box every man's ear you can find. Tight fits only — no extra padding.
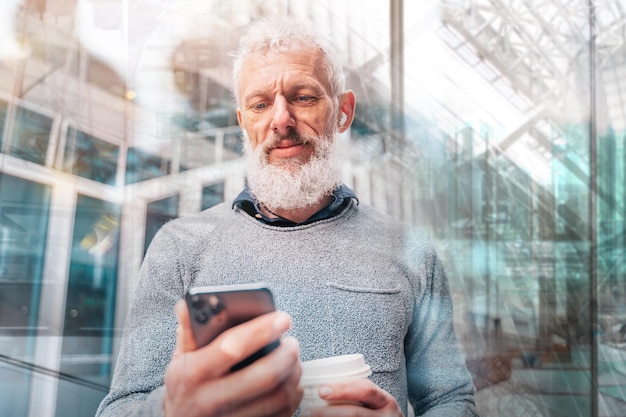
[337,90,356,133]
[236,108,244,129]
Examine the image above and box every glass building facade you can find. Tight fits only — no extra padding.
[0,1,624,416]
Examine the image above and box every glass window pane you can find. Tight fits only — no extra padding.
[125,147,170,185]
[0,173,51,417]
[9,106,53,165]
[402,1,605,415]
[61,128,119,186]
[144,195,179,256]
[59,195,120,405]
[201,182,224,210]
[596,41,626,415]
[0,99,7,150]
[0,365,31,417]
[223,132,243,156]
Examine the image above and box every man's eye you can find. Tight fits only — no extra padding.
[253,103,267,110]
[296,96,313,102]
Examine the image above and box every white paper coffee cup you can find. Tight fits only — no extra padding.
[299,353,372,410]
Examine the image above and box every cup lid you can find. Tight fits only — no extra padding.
[300,353,372,385]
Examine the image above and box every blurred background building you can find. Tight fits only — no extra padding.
[0,0,625,416]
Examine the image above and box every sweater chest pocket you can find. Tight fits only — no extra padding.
[323,282,407,374]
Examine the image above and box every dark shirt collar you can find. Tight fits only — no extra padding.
[232,184,358,227]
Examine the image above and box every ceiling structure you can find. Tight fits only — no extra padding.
[1,0,625,181]
[430,0,625,219]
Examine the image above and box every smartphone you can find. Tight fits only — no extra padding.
[185,283,279,371]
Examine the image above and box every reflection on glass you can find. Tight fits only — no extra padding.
[144,195,179,255]
[202,131,243,161]
[61,195,121,370]
[0,173,51,417]
[0,1,622,416]
[425,118,597,414]
[58,194,120,416]
[400,0,626,414]
[126,147,170,185]
[0,99,7,150]
[352,102,391,138]
[7,106,53,165]
[596,127,626,411]
[61,127,119,185]
[223,132,243,156]
[170,108,235,132]
[201,182,224,211]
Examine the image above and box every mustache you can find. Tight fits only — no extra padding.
[261,130,314,154]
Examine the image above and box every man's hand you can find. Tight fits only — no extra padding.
[164,300,303,417]
[301,379,403,417]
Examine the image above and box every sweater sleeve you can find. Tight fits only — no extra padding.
[96,222,187,417]
[404,240,480,417]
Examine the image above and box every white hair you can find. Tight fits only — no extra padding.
[231,19,346,105]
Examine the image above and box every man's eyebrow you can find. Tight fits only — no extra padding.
[243,80,328,103]
[242,88,281,107]
[243,90,267,102]
[294,83,324,95]
[288,81,326,95]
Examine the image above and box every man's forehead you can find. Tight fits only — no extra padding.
[238,47,331,93]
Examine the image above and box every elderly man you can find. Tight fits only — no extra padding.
[97,20,478,417]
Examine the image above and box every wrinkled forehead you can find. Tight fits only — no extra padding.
[237,45,333,97]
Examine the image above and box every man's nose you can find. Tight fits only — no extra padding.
[270,95,295,136]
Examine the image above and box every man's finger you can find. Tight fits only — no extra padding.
[318,379,390,410]
[193,336,302,415]
[173,300,198,356]
[187,310,292,378]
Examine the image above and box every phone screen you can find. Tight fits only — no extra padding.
[185,283,278,371]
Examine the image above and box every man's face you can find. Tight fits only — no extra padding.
[236,44,338,168]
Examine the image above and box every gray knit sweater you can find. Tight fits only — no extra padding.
[96,200,478,417]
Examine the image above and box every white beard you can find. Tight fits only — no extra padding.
[243,129,341,210]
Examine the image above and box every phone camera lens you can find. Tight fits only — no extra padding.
[194,309,210,324]
[190,295,205,310]
[208,295,225,315]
